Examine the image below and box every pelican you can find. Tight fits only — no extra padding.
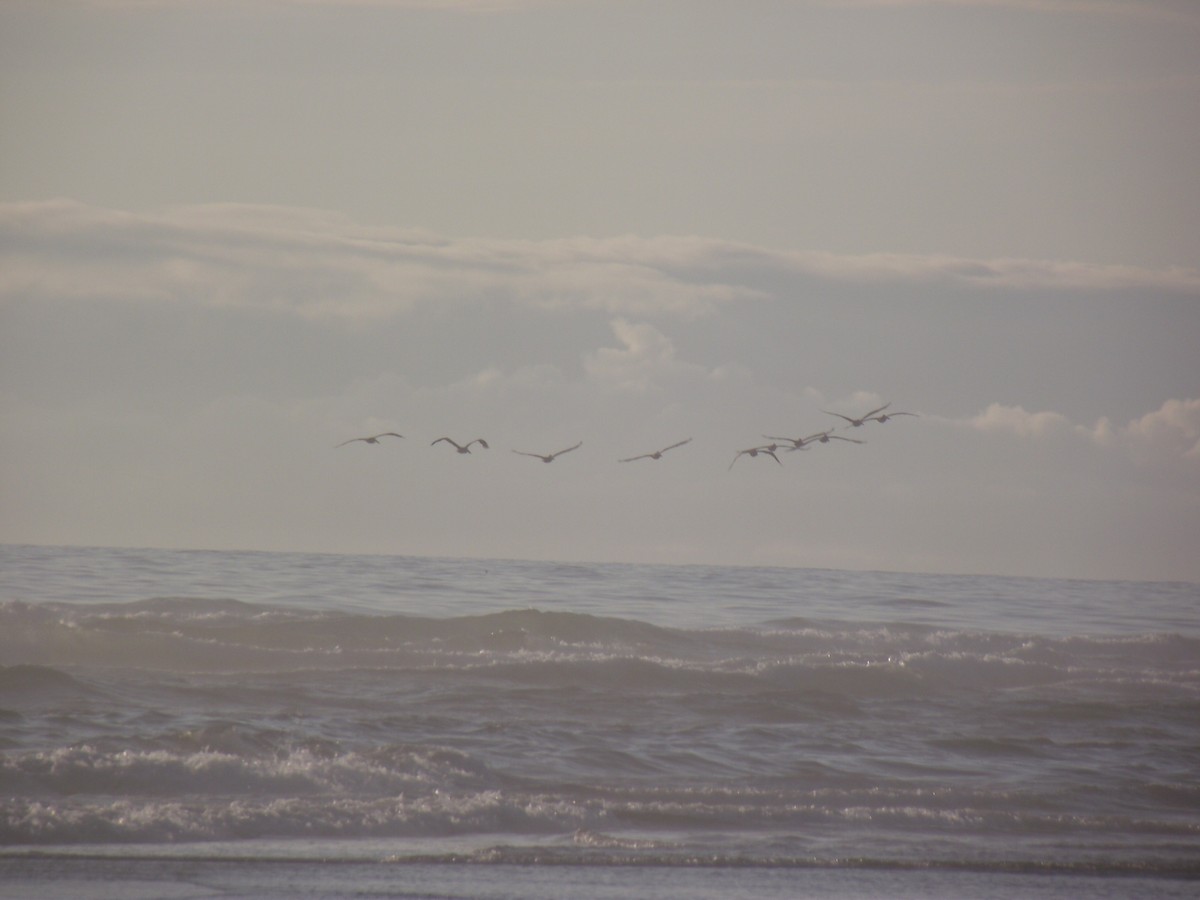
[619,438,692,462]
[512,442,582,463]
[432,437,489,454]
[729,445,782,470]
[800,430,864,446]
[822,403,891,428]
[763,434,812,451]
[866,411,918,423]
[336,432,404,447]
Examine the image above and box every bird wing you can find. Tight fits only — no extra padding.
[473,439,490,448]
[821,410,856,425]
[335,438,364,447]
[553,442,582,458]
[619,453,651,462]
[431,437,456,447]
[661,438,692,452]
[512,450,544,459]
[862,403,891,419]
[830,435,864,444]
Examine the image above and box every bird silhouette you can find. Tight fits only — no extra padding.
[619,438,692,462]
[822,403,891,428]
[432,437,489,454]
[764,435,821,452]
[729,446,782,470]
[512,442,583,463]
[336,432,405,447]
[866,411,918,423]
[798,430,864,446]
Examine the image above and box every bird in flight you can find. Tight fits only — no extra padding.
[432,437,489,454]
[729,445,782,470]
[866,410,918,424]
[513,442,583,463]
[619,438,692,462]
[822,403,892,428]
[336,432,405,447]
[763,434,813,451]
[797,430,864,446]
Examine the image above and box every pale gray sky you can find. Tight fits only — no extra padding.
[2,0,1198,581]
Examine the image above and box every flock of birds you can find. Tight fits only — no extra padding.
[337,403,917,470]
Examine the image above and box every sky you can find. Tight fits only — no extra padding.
[2,0,1198,582]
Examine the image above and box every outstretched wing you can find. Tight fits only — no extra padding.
[553,442,583,458]
[660,438,692,453]
[619,453,652,463]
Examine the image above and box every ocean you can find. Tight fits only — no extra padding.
[1,544,1197,899]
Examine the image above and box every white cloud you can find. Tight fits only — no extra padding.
[960,399,1200,464]
[1123,398,1200,461]
[965,403,1078,439]
[583,318,710,392]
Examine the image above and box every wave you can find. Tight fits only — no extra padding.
[3,601,1196,699]
[4,738,1199,862]
[0,664,88,694]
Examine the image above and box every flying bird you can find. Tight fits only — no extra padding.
[512,442,583,463]
[619,438,692,462]
[822,403,892,428]
[729,445,782,470]
[432,437,489,453]
[798,430,865,446]
[866,411,918,423]
[763,434,813,451]
[336,432,405,447]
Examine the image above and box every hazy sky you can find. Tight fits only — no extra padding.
[2,0,1198,582]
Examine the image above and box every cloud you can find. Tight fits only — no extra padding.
[0,201,764,323]
[965,403,1078,439]
[1123,398,1200,461]
[4,201,1197,331]
[960,399,1200,463]
[583,318,711,392]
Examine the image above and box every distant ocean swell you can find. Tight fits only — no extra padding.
[4,598,1197,676]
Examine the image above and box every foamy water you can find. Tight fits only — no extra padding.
[1,545,1197,897]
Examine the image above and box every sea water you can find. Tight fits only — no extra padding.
[1,544,1197,898]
